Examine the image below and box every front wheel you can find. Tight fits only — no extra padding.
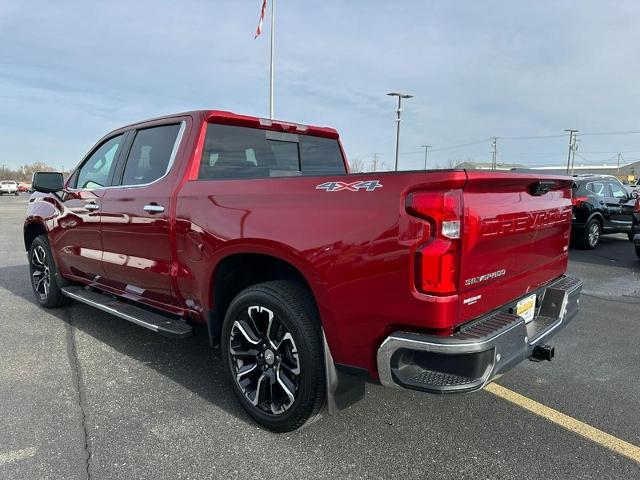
[28,235,69,308]
[221,281,325,432]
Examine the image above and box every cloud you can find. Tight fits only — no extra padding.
[1,1,640,170]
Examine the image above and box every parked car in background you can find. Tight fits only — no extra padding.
[17,183,31,193]
[571,175,637,248]
[623,183,639,196]
[631,197,640,258]
[0,180,19,195]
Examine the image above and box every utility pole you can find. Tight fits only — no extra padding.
[372,153,379,172]
[490,137,497,170]
[617,153,623,176]
[569,136,579,175]
[387,92,413,171]
[420,145,432,170]
[1,164,5,179]
[564,129,579,174]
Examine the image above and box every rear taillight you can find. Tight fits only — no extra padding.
[406,190,462,296]
[634,198,640,213]
[572,196,588,207]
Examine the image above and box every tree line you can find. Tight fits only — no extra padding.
[0,162,65,183]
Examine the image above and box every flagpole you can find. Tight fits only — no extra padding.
[269,0,275,119]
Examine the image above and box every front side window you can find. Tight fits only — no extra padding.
[608,182,627,199]
[75,134,123,189]
[198,123,346,180]
[121,124,181,186]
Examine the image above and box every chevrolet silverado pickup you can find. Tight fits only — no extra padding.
[25,110,582,431]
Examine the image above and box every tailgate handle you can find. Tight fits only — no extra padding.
[529,180,556,196]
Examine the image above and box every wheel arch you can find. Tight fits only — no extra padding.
[24,221,48,252]
[586,211,604,226]
[206,248,330,346]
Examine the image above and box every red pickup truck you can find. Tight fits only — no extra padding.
[25,110,582,431]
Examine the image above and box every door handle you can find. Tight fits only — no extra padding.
[143,204,165,214]
[85,203,100,211]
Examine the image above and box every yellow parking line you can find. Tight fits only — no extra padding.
[485,383,640,464]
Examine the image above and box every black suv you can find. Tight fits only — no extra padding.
[571,175,638,249]
[632,198,640,258]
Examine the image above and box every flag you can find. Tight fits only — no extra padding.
[255,0,267,39]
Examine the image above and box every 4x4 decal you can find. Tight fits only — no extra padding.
[315,180,382,192]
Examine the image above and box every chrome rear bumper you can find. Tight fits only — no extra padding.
[376,275,582,393]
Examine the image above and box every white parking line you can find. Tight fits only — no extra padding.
[0,447,37,466]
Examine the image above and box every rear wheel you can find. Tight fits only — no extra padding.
[221,280,325,432]
[29,235,69,308]
[580,219,601,249]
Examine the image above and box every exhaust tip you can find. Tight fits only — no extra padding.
[530,344,555,362]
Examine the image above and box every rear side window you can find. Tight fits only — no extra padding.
[586,181,609,197]
[121,124,182,186]
[198,124,346,180]
[75,134,123,189]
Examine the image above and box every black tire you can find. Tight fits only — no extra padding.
[221,280,325,432]
[28,235,70,308]
[579,218,601,249]
[635,246,640,259]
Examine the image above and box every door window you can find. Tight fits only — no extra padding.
[608,182,627,199]
[121,124,182,186]
[75,135,123,189]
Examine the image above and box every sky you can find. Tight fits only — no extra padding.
[2,0,640,172]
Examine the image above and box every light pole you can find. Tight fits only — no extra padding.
[420,145,432,170]
[387,92,413,171]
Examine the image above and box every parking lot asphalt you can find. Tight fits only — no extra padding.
[1,194,639,479]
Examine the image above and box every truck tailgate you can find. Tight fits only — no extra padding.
[458,171,573,323]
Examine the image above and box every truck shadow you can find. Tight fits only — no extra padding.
[0,264,248,424]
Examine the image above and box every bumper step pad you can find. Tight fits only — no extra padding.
[410,369,477,388]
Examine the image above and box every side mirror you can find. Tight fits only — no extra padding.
[32,171,64,193]
[631,191,638,199]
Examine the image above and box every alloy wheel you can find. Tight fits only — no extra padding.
[229,305,301,415]
[588,222,600,247]
[31,245,50,300]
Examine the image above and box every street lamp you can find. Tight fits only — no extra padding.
[420,145,432,170]
[387,92,413,171]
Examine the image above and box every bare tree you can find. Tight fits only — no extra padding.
[1,162,58,183]
[349,157,366,173]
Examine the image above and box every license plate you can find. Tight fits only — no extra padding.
[516,294,536,323]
